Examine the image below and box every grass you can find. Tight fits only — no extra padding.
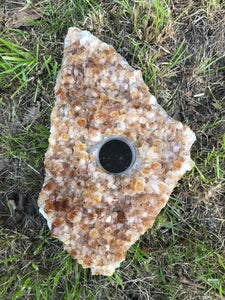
[114,0,172,43]
[0,34,39,100]
[0,0,225,299]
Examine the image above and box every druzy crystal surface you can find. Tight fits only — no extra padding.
[38,27,196,275]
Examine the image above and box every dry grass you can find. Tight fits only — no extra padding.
[0,0,225,299]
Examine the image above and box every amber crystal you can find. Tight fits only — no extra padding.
[38,27,196,275]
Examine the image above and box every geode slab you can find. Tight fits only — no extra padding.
[38,27,196,275]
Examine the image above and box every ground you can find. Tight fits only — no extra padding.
[0,0,225,299]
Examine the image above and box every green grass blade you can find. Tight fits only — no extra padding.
[0,255,19,263]
[113,272,124,289]
[12,277,31,300]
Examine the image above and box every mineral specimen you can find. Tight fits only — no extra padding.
[38,27,196,275]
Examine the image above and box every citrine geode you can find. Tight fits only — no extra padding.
[38,27,196,275]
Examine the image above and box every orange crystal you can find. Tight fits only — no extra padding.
[38,27,196,275]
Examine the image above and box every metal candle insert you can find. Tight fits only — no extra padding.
[97,136,136,175]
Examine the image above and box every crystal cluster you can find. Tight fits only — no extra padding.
[38,27,196,275]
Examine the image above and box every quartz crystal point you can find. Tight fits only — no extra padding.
[38,27,196,275]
